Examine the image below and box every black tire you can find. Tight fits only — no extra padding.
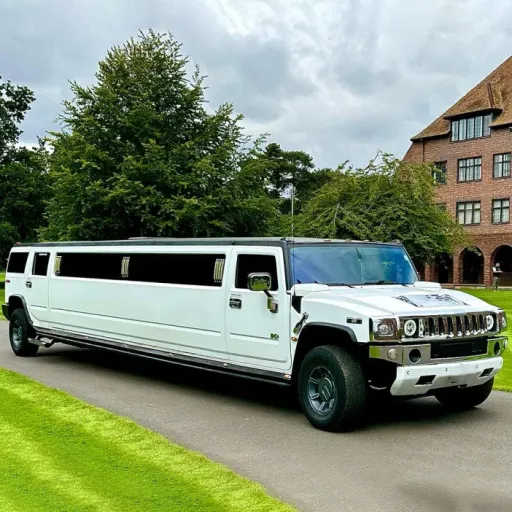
[434,378,494,410]
[9,309,39,357]
[298,345,367,432]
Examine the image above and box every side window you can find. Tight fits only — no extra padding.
[7,252,29,274]
[57,253,123,280]
[32,253,50,276]
[236,255,279,291]
[127,253,225,287]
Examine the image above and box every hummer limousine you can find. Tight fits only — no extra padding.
[2,237,508,431]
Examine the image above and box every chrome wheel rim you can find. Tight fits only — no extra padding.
[12,322,23,348]
[307,366,336,415]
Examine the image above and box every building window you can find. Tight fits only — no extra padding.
[451,114,492,141]
[458,157,482,182]
[433,161,447,184]
[457,201,481,225]
[492,199,510,224]
[493,153,511,178]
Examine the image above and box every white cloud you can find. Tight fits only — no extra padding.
[1,0,511,168]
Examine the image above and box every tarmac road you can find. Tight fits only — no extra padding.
[0,321,510,512]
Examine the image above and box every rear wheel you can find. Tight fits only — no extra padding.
[298,345,367,432]
[434,378,494,410]
[9,309,39,357]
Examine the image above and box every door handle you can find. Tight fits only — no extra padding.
[229,297,242,309]
[25,281,32,289]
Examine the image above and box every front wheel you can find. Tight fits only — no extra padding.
[9,309,39,357]
[434,378,494,410]
[298,345,367,432]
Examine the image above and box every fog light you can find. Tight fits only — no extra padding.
[494,341,501,356]
[387,348,398,361]
[504,339,509,350]
[404,319,417,337]
[409,349,422,364]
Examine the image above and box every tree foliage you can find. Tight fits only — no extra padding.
[297,154,470,262]
[42,31,280,241]
[0,77,49,265]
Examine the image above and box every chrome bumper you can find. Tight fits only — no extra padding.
[369,336,508,366]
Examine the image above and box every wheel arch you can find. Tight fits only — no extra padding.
[6,295,33,326]
[291,323,360,383]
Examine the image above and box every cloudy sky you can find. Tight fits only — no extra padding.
[1,0,511,168]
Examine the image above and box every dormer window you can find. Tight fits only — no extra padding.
[451,114,492,141]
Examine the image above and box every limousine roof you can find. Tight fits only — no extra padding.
[16,237,401,248]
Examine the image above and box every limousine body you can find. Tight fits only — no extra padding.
[3,237,508,431]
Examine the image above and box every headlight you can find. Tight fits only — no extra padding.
[403,319,417,337]
[371,318,399,341]
[486,314,495,331]
[498,310,507,331]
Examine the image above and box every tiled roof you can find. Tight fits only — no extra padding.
[411,55,512,141]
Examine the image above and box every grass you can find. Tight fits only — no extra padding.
[461,288,512,392]
[0,369,294,512]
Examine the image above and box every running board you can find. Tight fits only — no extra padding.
[28,337,55,348]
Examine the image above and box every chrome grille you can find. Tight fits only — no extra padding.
[400,312,498,340]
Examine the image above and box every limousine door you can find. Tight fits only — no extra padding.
[25,252,51,323]
[225,247,291,372]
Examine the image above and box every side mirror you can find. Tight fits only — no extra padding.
[247,272,272,292]
[247,272,278,313]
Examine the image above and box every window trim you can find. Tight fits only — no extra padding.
[451,113,492,142]
[456,200,481,225]
[457,156,482,183]
[433,161,447,185]
[493,153,511,180]
[492,198,510,224]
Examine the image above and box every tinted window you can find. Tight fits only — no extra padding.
[33,253,50,276]
[236,255,279,291]
[7,252,29,274]
[58,253,123,280]
[127,253,225,287]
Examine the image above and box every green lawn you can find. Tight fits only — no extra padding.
[0,369,294,512]
[462,288,512,392]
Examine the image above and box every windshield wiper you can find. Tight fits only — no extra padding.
[325,282,356,288]
[363,280,406,286]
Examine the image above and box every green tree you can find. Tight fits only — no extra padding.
[42,31,280,241]
[0,77,49,265]
[297,153,469,262]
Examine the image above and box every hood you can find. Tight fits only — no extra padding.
[293,282,497,317]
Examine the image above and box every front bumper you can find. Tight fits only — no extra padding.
[390,356,503,396]
[1,304,9,321]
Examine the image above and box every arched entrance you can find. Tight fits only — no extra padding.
[434,253,453,284]
[460,247,484,284]
[492,245,512,286]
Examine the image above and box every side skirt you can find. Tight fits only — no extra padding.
[34,328,292,387]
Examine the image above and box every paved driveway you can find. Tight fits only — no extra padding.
[0,321,510,512]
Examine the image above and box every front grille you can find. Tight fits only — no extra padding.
[430,338,488,359]
[400,312,498,340]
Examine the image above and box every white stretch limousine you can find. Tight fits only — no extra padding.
[3,237,508,431]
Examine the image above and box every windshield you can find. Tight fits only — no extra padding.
[290,244,418,286]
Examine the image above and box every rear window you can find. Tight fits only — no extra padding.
[7,252,29,274]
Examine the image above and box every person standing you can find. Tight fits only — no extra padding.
[493,262,502,291]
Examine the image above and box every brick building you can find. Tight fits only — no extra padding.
[404,55,512,287]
